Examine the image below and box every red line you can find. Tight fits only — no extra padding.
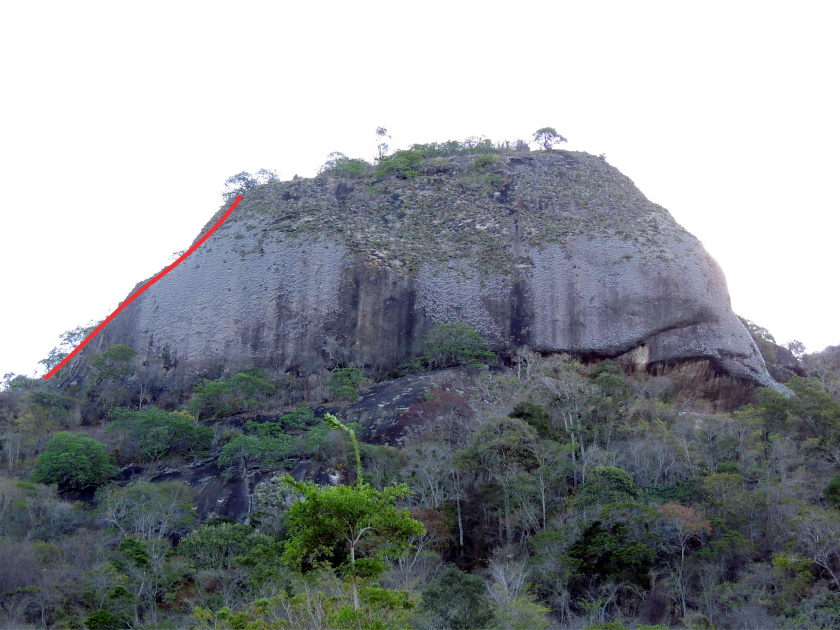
[44,195,243,381]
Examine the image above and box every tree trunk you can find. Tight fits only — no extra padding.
[454,470,464,548]
[503,482,512,545]
[351,544,359,610]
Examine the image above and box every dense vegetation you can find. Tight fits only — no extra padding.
[2,138,839,627]
[2,315,839,629]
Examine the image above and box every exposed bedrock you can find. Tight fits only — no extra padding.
[70,152,784,393]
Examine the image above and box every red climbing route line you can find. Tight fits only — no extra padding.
[44,195,243,380]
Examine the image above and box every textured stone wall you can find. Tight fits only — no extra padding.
[70,151,784,392]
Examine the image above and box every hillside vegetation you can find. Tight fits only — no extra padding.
[2,135,838,629]
[2,317,840,629]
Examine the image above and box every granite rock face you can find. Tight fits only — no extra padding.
[74,151,784,392]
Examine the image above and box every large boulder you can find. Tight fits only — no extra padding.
[69,151,784,393]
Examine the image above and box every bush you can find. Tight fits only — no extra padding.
[189,368,275,419]
[31,432,118,490]
[573,466,638,508]
[326,367,366,402]
[510,402,552,438]
[319,152,371,178]
[420,566,494,629]
[472,153,501,171]
[85,609,124,630]
[589,359,623,380]
[219,409,330,476]
[109,407,213,462]
[375,149,424,179]
[825,474,840,508]
[88,344,137,381]
[403,323,496,373]
[178,522,272,571]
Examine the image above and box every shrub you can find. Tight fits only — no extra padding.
[510,402,551,438]
[409,137,500,159]
[85,609,124,630]
[407,323,496,372]
[326,367,367,402]
[472,153,501,171]
[279,406,318,429]
[109,407,213,462]
[573,466,638,508]
[219,409,329,476]
[88,344,137,381]
[319,152,371,178]
[178,522,272,571]
[375,149,423,179]
[420,566,494,629]
[189,367,275,419]
[589,359,623,380]
[825,474,840,508]
[31,432,118,490]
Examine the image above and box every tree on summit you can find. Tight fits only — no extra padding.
[532,127,567,151]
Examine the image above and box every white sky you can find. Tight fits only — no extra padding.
[1,1,837,379]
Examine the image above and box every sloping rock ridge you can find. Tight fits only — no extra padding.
[72,151,784,392]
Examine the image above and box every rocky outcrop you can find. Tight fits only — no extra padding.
[67,151,785,393]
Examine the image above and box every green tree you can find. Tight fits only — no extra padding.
[38,320,101,373]
[407,322,496,372]
[572,466,638,509]
[178,522,272,571]
[420,566,494,629]
[88,344,137,382]
[375,149,423,179]
[221,169,278,202]
[257,415,424,610]
[320,152,370,177]
[532,127,568,151]
[31,432,118,489]
[457,416,538,545]
[109,407,212,463]
[326,366,367,402]
[217,435,264,478]
[189,368,275,419]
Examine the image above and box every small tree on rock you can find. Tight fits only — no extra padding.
[532,127,567,151]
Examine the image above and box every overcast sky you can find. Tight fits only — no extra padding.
[1,1,837,379]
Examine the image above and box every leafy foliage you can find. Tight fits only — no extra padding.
[221,169,278,202]
[109,407,212,462]
[178,522,273,571]
[573,466,639,508]
[31,432,118,489]
[261,476,424,610]
[38,320,100,373]
[420,565,494,629]
[532,127,568,151]
[320,152,371,178]
[402,322,496,373]
[375,149,424,179]
[326,366,367,402]
[218,408,330,477]
[88,344,137,381]
[189,367,276,419]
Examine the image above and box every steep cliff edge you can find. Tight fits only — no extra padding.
[68,150,784,393]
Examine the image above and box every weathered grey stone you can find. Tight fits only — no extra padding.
[70,151,785,393]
